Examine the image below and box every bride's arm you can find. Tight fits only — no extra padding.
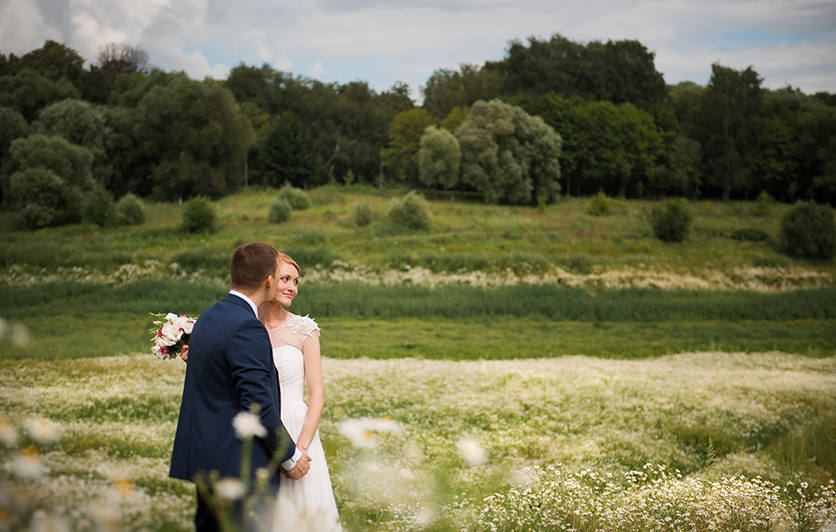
[297,331,324,452]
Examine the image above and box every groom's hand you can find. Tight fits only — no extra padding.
[285,451,312,480]
[179,345,189,362]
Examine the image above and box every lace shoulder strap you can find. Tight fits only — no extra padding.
[287,314,321,338]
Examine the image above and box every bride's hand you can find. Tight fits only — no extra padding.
[179,345,189,362]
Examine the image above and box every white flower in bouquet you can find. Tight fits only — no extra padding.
[176,315,195,335]
[160,322,183,343]
[150,312,197,360]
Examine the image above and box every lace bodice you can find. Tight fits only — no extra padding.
[268,315,320,405]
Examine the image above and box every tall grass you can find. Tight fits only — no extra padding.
[3,315,835,361]
[2,281,836,321]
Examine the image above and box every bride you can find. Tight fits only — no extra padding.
[258,252,341,532]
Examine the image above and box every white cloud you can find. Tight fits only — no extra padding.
[145,35,230,79]
[0,0,61,54]
[309,59,326,77]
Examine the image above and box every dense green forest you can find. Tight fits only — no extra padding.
[1,37,835,230]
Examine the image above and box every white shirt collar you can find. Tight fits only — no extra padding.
[228,290,259,317]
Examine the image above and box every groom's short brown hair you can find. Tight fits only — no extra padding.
[230,242,279,291]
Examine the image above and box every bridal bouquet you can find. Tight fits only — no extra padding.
[150,312,196,360]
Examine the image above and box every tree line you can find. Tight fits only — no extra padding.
[0,37,834,228]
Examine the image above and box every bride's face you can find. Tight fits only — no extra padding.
[273,262,299,307]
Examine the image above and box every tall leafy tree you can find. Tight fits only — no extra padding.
[258,111,315,188]
[456,99,561,204]
[615,103,664,197]
[696,63,764,200]
[4,134,95,228]
[513,94,623,197]
[19,40,85,83]
[0,107,28,165]
[0,69,78,121]
[97,43,150,83]
[491,34,665,111]
[384,109,435,188]
[0,106,29,205]
[33,99,113,187]
[132,74,254,199]
[418,126,460,198]
[422,64,504,119]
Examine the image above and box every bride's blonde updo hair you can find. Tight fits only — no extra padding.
[277,251,300,275]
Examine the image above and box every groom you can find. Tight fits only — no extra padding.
[170,242,310,532]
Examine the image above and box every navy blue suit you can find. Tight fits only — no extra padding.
[170,293,295,530]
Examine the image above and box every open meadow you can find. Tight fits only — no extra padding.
[0,353,835,531]
[1,186,835,530]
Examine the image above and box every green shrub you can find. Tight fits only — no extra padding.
[754,190,774,216]
[113,193,145,226]
[650,199,692,243]
[81,185,115,227]
[588,191,612,216]
[355,201,373,227]
[268,197,293,224]
[181,195,217,234]
[780,202,836,260]
[387,190,431,230]
[731,228,770,242]
[278,184,313,210]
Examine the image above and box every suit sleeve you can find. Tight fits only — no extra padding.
[226,318,296,464]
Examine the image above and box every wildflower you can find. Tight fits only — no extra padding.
[9,322,30,348]
[232,412,267,440]
[338,417,401,449]
[30,509,69,532]
[0,416,18,447]
[113,477,135,497]
[216,478,246,500]
[457,436,488,467]
[10,448,47,479]
[23,416,61,444]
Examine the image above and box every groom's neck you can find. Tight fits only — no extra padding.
[232,285,269,307]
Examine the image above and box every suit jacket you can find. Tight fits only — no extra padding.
[169,293,295,484]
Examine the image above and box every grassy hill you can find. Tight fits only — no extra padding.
[1,185,834,360]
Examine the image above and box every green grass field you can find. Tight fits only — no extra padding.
[1,185,834,276]
[2,187,835,530]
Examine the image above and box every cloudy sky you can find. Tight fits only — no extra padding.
[2,0,835,102]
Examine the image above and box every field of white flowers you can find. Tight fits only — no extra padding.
[1,352,835,531]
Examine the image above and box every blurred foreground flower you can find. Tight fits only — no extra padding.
[232,411,266,440]
[0,317,31,348]
[457,436,488,467]
[216,478,246,501]
[0,416,19,447]
[338,417,402,449]
[30,509,70,532]
[10,448,47,479]
[24,417,61,445]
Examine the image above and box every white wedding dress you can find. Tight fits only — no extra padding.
[268,315,341,532]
